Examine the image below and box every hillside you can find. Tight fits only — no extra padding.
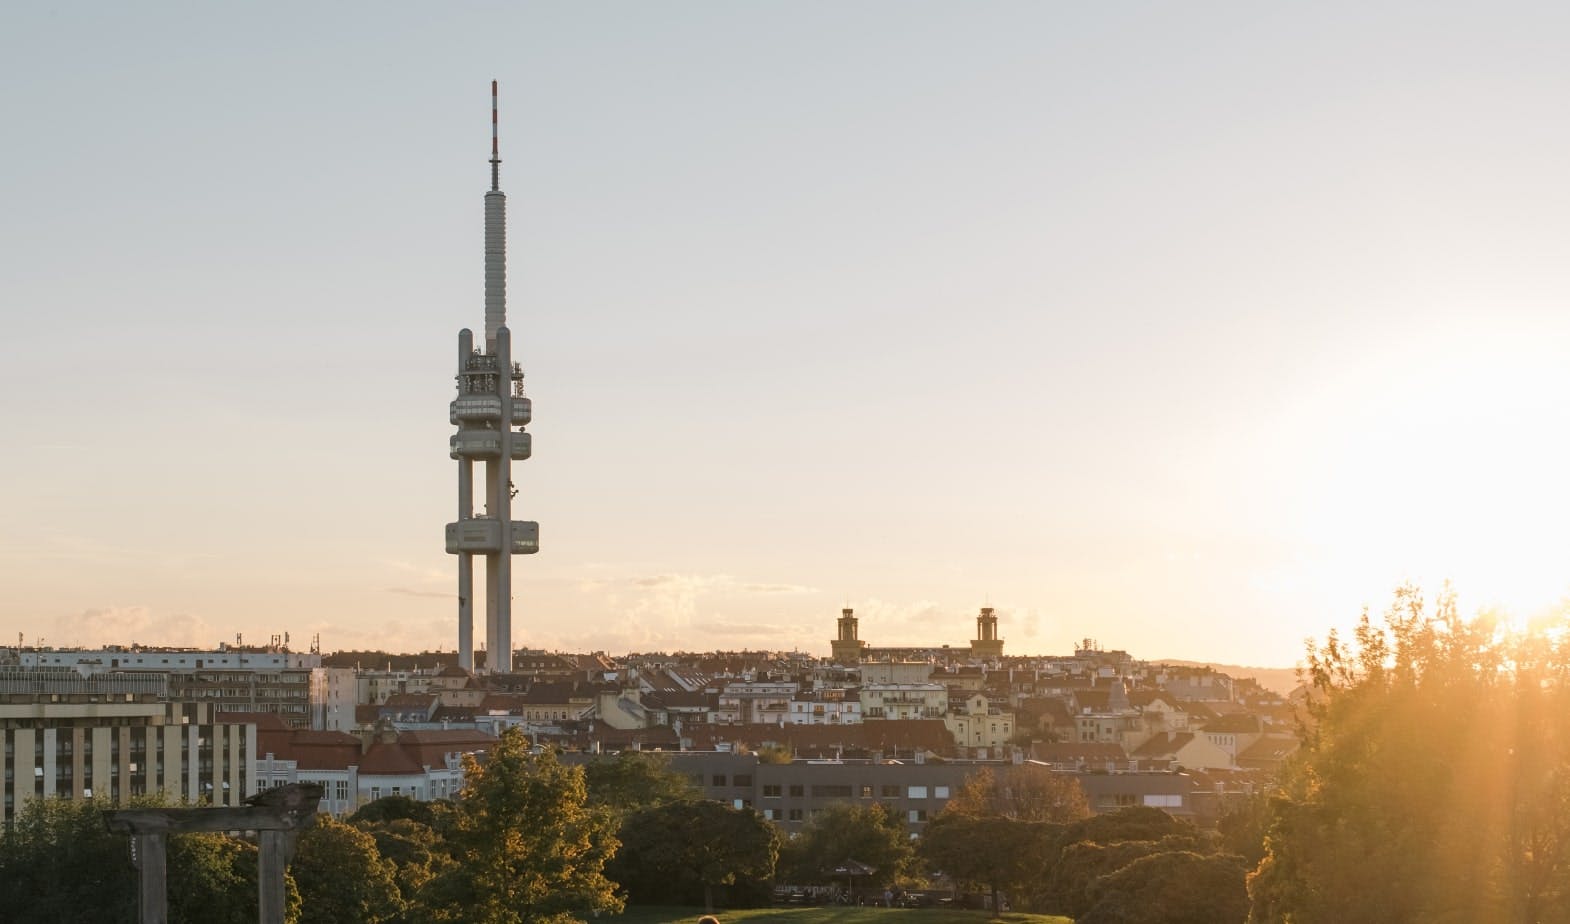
[1154,660,1302,696]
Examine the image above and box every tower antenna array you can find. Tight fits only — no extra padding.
[445,81,539,674]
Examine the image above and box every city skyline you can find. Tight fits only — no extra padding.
[6,4,1570,666]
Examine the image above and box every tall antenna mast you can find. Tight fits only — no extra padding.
[490,79,501,192]
[483,80,507,348]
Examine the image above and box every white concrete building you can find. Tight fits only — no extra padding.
[860,683,947,720]
[0,670,256,825]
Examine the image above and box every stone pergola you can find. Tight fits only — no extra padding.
[104,782,323,924]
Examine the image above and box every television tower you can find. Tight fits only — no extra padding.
[445,81,538,674]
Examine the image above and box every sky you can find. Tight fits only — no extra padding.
[4,3,1570,667]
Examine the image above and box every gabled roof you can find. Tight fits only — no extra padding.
[1031,741,1128,763]
[1131,732,1195,758]
[257,729,361,771]
[1237,734,1299,767]
[1072,689,1110,712]
[257,726,495,775]
[1202,713,1262,734]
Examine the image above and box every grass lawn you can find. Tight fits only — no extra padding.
[612,907,1070,924]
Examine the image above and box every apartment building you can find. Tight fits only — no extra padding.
[0,669,256,826]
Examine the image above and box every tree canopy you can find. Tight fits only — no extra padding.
[418,730,623,924]
[581,751,698,815]
[1249,586,1570,923]
[292,816,404,924]
[608,799,779,910]
[945,764,1089,822]
[780,802,913,888]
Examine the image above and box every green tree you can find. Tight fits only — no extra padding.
[291,816,404,924]
[349,793,438,827]
[920,812,1062,915]
[581,751,698,816]
[1249,586,1570,923]
[356,817,453,914]
[1041,839,1165,918]
[1030,808,1202,916]
[946,764,1090,822]
[418,730,624,924]
[780,802,913,889]
[1079,850,1250,924]
[0,796,298,924]
[608,799,779,911]
[169,832,299,924]
[0,795,136,922]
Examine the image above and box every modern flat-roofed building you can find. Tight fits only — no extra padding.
[0,669,256,826]
[18,646,347,730]
[567,752,1200,834]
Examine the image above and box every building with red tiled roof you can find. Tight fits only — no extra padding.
[254,721,496,815]
[682,720,954,760]
[1031,741,1131,771]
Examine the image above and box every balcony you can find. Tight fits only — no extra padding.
[445,519,540,555]
[449,396,532,426]
[450,431,502,459]
[451,396,501,423]
[450,430,531,460]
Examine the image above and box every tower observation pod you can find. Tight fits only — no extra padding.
[445,81,538,674]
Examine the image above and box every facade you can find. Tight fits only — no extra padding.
[860,683,947,720]
[943,692,1015,755]
[859,661,933,685]
[589,752,1199,833]
[715,682,799,725]
[445,81,538,674]
[787,691,862,725]
[0,670,256,825]
[18,646,340,730]
[252,718,495,815]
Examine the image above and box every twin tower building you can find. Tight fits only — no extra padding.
[443,86,1005,673]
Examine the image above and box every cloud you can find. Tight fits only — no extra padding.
[692,622,790,637]
[738,582,815,595]
[386,587,454,600]
[47,606,217,648]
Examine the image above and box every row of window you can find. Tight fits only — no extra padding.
[747,782,952,800]
[752,805,934,823]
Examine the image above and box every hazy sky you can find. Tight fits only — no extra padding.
[5,3,1570,666]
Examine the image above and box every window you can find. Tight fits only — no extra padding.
[908,786,927,799]
[789,784,804,797]
[1143,793,1183,808]
[881,784,900,797]
[908,809,928,822]
[934,786,950,799]
[371,787,381,800]
[335,780,348,802]
[763,784,782,798]
[734,774,752,787]
[712,775,727,786]
[763,808,777,820]
[860,785,873,798]
[788,808,803,821]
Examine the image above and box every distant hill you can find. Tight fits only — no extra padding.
[1153,660,1302,696]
